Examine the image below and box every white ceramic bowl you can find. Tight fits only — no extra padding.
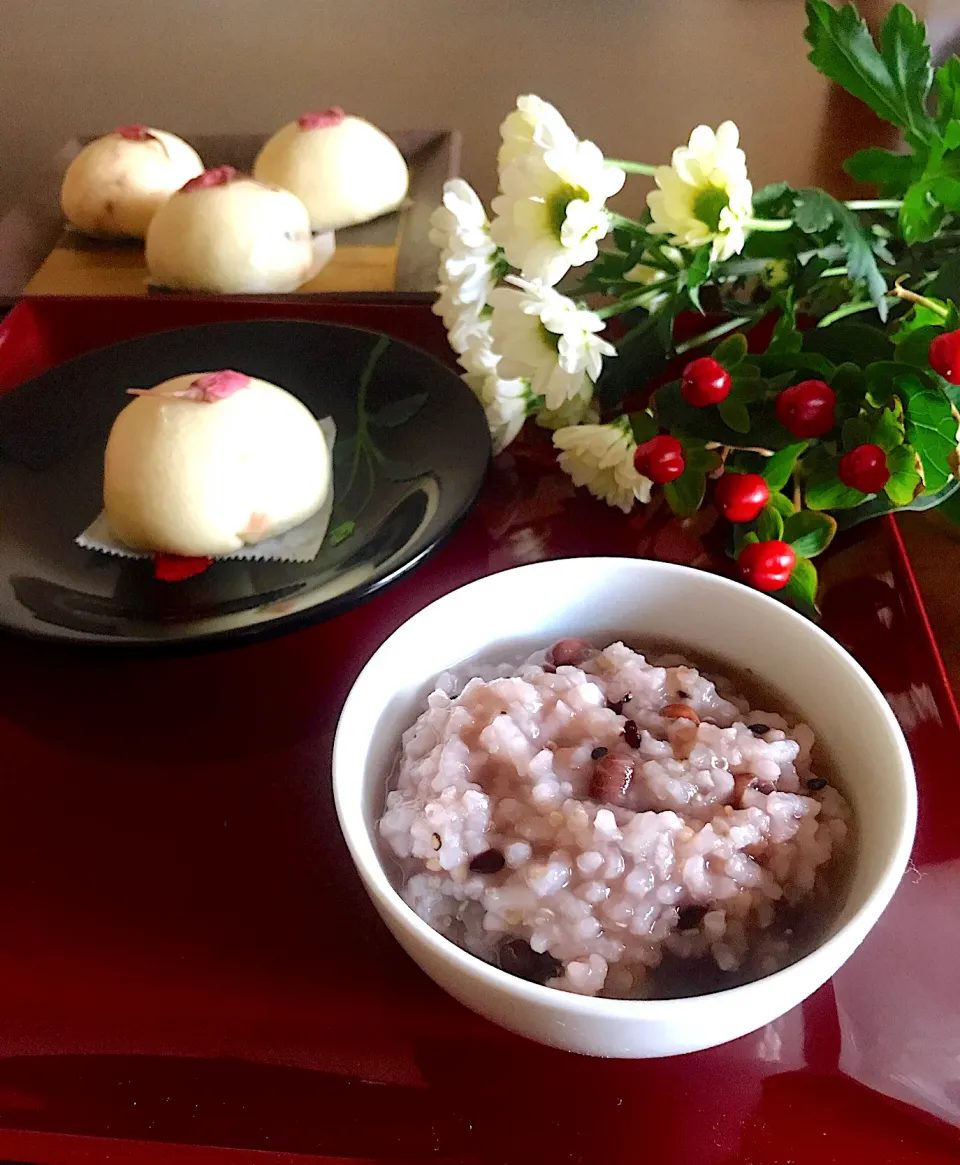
[332,558,916,1058]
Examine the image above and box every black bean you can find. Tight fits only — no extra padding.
[677,905,708,930]
[497,939,561,984]
[677,690,690,700]
[622,719,642,749]
[469,848,506,874]
[748,723,771,736]
[608,694,632,715]
[591,746,608,760]
[756,780,776,795]
[431,833,442,851]
[806,777,828,791]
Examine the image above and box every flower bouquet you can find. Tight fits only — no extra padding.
[429,0,960,615]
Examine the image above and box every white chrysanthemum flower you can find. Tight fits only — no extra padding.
[646,121,753,262]
[433,290,488,354]
[456,318,532,454]
[553,417,653,513]
[492,140,625,286]
[463,369,533,455]
[536,383,599,430]
[497,94,578,173]
[489,276,615,411]
[456,319,502,379]
[430,179,501,353]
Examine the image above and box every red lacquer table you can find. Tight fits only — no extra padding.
[0,297,957,1165]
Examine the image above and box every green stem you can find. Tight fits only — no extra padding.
[820,266,849,278]
[674,317,750,355]
[614,311,660,350]
[607,159,658,176]
[844,199,902,211]
[816,298,895,328]
[891,282,950,318]
[595,278,680,320]
[607,210,648,232]
[745,217,794,233]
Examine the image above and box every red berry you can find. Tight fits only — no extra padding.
[838,443,890,494]
[681,357,732,407]
[929,329,960,384]
[774,380,836,438]
[634,434,685,483]
[738,540,796,592]
[714,472,770,522]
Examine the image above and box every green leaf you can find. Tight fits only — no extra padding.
[793,188,889,318]
[718,397,751,434]
[929,255,960,304]
[612,227,635,253]
[766,293,802,355]
[866,359,928,404]
[841,416,872,451]
[900,177,947,244]
[730,365,766,404]
[782,509,837,558]
[878,3,936,139]
[884,442,923,504]
[752,181,794,214]
[713,333,748,370]
[663,468,706,517]
[893,322,942,369]
[655,381,794,451]
[792,187,834,234]
[596,314,669,409]
[896,371,959,493]
[804,0,935,142]
[762,442,807,490]
[804,322,893,367]
[756,350,835,379]
[873,403,906,452]
[628,410,657,444]
[327,520,356,547]
[783,556,820,618]
[757,504,784,542]
[835,472,960,530]
[804,444,867,511]
[929,174,960,210]
[680,437,722,473]
[936,57,960,127]
[830,362,869,425]
[767,490,796,518]
[368,392,428,428]
[684,246,712,312]
[843,146,915,192]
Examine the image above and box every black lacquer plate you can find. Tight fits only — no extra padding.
[0,319,490,652]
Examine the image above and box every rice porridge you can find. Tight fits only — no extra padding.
[378,639,852,999]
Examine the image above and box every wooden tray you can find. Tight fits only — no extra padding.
[0,129,460,303]
[0,297,957,1164]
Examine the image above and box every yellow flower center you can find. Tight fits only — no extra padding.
[692,185,730,232]
[547,183,590,241]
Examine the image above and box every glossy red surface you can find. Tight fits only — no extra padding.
[0,297,957,1165]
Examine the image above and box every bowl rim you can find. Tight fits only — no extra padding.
[333,556,917,1017]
